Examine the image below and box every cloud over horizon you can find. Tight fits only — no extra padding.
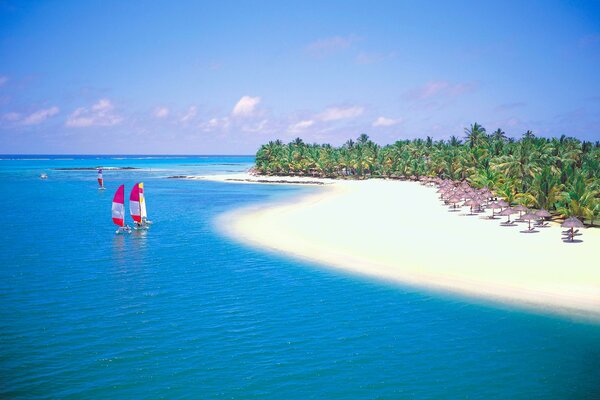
[232,96,261,117]
[372,116,400,127]
[23,106,60,125]
[66,99,122,128]
[154,107,169,118]
[317,106,364,121]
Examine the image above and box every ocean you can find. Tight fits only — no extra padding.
[1,155,599,399]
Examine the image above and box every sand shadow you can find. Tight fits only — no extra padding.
[519,229,539,234]
[562,239,583,244]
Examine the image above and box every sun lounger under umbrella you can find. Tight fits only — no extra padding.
[513,204,528,220]
[487,201,502,219]
[535,209,551,226]
[520,212,539,232]
[561,217,583,242]
[448,195,462,209]
[498,207,517,225]
[463,199,480,214]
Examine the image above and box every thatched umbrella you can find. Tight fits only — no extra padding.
[497,199,509,209]
[488,201,502,219]
[513,204,528,220]
[498,207,517,225]
[448,195,461,209]
[464,199,481,214]
[437,187,448,199]
[520,212,538,232]
[561,217,584,242]
[534,209,551,226]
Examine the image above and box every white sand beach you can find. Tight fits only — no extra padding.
[213,173,600,320]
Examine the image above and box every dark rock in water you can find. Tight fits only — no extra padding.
[53,167,140,170]
[167,175,192,179]
[225,178,325,185]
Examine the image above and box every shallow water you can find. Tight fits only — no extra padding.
[1,155,599,399]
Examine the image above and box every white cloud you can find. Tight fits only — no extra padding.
[242,119,268,133]
[372,116,400,127]
[0,76,8,87]
[154,107,169,118]
[289,119,315,131]
[66,98,122,128]
[200,117,230,131]
[317,106,364,121]
[22,106,60,125]
[232,96,261,117]
[180,106,197,124]
[2,112,20,121]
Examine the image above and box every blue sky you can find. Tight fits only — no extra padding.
[1,0,599,154]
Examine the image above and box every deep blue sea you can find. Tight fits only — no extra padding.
[1,155,599,399]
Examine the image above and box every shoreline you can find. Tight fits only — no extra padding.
[212,173,600,321]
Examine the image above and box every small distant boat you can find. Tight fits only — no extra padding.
[40,173,48,179]
[97,168,106,190]
[130,182,152,229]
[112,184,131,234]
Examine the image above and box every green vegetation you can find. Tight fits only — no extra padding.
[254,124,600,225]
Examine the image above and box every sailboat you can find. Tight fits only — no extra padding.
[112,184,131,234]
[97,168,106,190]
[130,182,151,229]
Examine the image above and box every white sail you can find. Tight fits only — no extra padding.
[139,182,148,219]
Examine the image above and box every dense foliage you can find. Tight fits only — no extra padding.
[255,124,600,225]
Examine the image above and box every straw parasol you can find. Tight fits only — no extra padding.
[498,207,517,225]
[448,195,461,208]
[497,199,509,208]
[534,209,551,226]
[488,201,502,219]
[464,199,481,214]
[536,209,551,218]
[512,204,528,221]
[562,217,583,228]
[520,212,538,232]
[561,217,584,242]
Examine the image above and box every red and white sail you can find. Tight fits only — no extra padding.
[97,168,104,188]
[112,184,125,227]
[129,183,142,223]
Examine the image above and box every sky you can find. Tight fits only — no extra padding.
[0,0,599,154]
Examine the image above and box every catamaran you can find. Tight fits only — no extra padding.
[97,168,106,190]
[130,182,152,229]
[112,184,131,234]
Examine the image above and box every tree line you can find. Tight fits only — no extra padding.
[254,123,600,225]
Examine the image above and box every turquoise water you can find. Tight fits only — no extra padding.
[1,155,599,399]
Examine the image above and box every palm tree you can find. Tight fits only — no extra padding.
[357,133,370,145]
[252,123,600,228]
[464,123,487,148]
[449,135,462,147]
[491,128,507,142]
